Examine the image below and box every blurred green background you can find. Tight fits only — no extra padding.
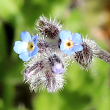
[0,0,110,110]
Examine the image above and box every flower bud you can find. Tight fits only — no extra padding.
[37,40,49,53]
[75,41,93,68]
[24,61,44,80]
[45,70,65,92]
[52,63,64,74]
[36,16,62,39]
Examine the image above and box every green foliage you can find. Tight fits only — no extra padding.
[0,0,109,110]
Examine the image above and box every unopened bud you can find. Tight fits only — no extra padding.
[36,16,62,39]
[52,63,64,74]
[45,70,64,92]
[75,41,93,68]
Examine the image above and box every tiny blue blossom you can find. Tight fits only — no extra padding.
[13,31,38,61]
[59,30,83,55]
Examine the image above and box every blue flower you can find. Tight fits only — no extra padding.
[13,31,38,61]
[59,30,83,55]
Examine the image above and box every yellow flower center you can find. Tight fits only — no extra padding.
[64,40,74,49]
[28,42,34,51]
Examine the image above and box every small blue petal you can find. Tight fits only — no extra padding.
[20,31,31,42]
[59,30,72,41]
[63,48,74,55]
[31,46,38,57]
[19,51,31,62]
[13,41,28,54]
[31,35,38,45]
[72,33,82,45]
[60,41,65,51]
[72,45,83,52]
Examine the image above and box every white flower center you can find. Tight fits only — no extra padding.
[64,40,74,49]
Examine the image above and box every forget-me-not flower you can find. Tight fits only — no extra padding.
[59,30,83,55]
[13,31,38,61]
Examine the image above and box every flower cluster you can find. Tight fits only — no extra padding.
[13,16,110,92]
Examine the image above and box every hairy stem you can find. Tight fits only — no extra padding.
[84,38,110,64]
[94,49,110,64]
